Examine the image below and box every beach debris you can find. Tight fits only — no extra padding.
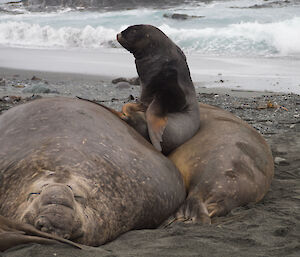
[22,83,59,94]
[1,96,22,103]
[112,77,140,85]
[0,78,5,86]
[257,100,288,111]
[11,84,25,88]
[274,157,289,166]
[163,13,205,20]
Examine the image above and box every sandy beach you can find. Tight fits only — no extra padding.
[0,46,299,256]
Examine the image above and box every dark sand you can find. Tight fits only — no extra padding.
[0,68,299,257]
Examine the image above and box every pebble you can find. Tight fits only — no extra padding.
[0,78,5,86]
[274,157,289,166]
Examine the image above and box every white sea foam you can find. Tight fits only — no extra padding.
[0,17,300,56]
[159,17,300,56]
[0,21,120,49]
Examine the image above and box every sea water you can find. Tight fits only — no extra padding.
[0,0,299,94]
[0,0,300,57]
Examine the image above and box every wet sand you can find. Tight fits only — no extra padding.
[0,64,300,256]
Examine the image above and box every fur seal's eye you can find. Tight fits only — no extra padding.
[27,192,40,202]
[67,185,73,191]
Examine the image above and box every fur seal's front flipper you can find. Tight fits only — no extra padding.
[0,215,82,251]
[146,97,168,151]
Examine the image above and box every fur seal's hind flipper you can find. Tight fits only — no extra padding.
[146,97,168,152]
[0,215,83,251]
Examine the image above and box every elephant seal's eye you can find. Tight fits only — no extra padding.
[27,192,40,202]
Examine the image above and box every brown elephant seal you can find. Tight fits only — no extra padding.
[117,24,200,154]
[0,97,185,250]
[167,103,274,224]
[110,103,274,224]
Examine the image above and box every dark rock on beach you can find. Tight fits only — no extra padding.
[230,0,300,9]
[163,13,205,20]
[112,77,140,85]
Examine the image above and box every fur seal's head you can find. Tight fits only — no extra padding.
[117,24,172,58]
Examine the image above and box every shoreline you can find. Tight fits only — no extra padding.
[1,46,300,95]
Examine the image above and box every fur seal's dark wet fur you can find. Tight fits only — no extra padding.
[0,97,185,250]
[117,24,200,154]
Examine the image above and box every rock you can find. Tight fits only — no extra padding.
[22,83,59,94]
[115,82,131,90]
[31,75,42,81]
[230,0,292,9]
[1,96,22,103]
[112,77,140,86]
[163,13,205,20]
[274,157,290,166]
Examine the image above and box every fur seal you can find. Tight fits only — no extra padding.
[117,24,200,154]
[0,97,185,250]
[112,103,274,224]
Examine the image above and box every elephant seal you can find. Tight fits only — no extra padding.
[111,103,274,224]
[117,24,200,154]
[167,103,274,224]
[0,97,185,250]
[0,215,82,251]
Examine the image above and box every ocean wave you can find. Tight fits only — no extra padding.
[159,17,300,56]
[0,17,300,56]
[0,21,120,49]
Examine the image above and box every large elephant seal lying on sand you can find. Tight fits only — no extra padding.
[116,103,274,224]
[117,24,200,154]
[0,97,185,250]
[167,103,274,224]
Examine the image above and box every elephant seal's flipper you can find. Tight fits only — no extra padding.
[0,215,82,251]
